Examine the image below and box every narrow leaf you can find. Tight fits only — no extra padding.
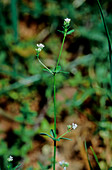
[60,71,70,74]
[56,66,61,73]
[85,141,93,170]
[50,129,55,138]
[55,138,60,141]
[40,133,53,140]
[90,146,101,170]
[96,0,112,92]
[13,163,22,170]
[57,30,64,34]
[43,68,52,73]
[59,137,72,141]
[67,29,75,35]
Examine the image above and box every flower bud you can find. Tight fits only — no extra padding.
[67,125,71,130]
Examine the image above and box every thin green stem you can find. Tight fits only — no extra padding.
[58,130,70,139]
[38,58,53,74]
[53,140,56,170]
[53,74,56,170]
[56,29,67,67]
[53,28,68,170]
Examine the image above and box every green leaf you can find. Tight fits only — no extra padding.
[40,133,53,140]
[55,138,60,141]
[57,30,64,34]
[96,0,112,92]
[13,163,22,170]
[67,29,75,35]
[56,66,61,73]
[43,68,52,73]
[15,116,24,123]
[60,71,70,74]
[50,129,55,138]
[90,146,101,170]
[59,137,72,141]
[85,141,93,170]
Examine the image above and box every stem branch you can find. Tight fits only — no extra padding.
[38,58,53,74]
[58,130,70,139]
[56,29,67,67]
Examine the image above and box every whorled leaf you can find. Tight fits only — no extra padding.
[50,129,55,138]
[59,137,72,141]
[67,29,75,35]
[40,133,53,140]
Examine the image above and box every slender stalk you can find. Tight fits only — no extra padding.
[38,58,53,74]
[53,28,67,170]
[53,74,56,170]
[58,130,70,138]
[56,29,67,67]
[53,140,56,170]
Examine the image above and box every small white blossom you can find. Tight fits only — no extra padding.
[35,48,41,52]
[7,156,13,162]
[59,160,69,169]
[64,18,71,24]
[37,43,45,49]
[72,123,78,130]
[59,160,65,166]
[35,43,45,54]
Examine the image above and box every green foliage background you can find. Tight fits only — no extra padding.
[0,0,112,169]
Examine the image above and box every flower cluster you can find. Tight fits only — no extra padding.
[64,18,71,27]
[72,123,78,130]
[35,43,45,53]
[67,123,78,131]
[7,156,13,162]
[59,160,69,170]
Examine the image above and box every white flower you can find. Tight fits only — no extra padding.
[59,160,65,166]
[37,43,45,49]
[35,48,41,52]
[7,156,13,162]
[72,123,78,130]
[35,43,45,53]
[59,160,69,169]
[64,18,71,24]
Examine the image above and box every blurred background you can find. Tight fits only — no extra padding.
[0,0,112,169]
